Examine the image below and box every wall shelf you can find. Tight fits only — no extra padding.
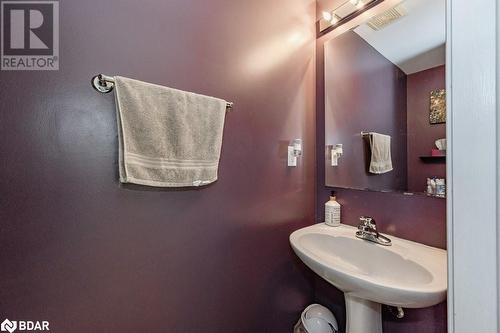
[419,156,446,163]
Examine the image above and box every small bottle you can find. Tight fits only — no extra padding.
[426,177,437,196]
[435,178,446,198]
[430,177,437,196]
[426,178,433,196]
[325,191,341,227]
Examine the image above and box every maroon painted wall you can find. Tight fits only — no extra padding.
[324,31,407,191]
[0,1,317,332]
[316,189,446,249]
[407,65,446,192]
[316,23,447,333]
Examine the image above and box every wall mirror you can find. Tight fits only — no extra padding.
[324,0,446,196]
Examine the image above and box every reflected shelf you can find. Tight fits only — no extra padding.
[419,156,446,163]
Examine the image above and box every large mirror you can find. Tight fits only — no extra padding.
[324,0,446,196]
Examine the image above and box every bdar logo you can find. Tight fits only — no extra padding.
[0,319,49,332]
[1,319,17,333]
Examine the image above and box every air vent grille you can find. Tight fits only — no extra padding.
[367,4,408,31]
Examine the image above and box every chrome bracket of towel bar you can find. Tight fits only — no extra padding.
[91,74,234,111]
[361,131,372,137]
[91,74,115,93]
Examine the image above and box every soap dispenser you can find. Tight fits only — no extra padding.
[325,191,341,227]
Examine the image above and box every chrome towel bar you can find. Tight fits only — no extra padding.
[91,74,234,111]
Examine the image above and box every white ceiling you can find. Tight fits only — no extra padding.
[353,0,446,74]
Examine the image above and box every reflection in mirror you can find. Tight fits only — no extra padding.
[324,0,446,196]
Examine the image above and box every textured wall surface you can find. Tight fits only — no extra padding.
[324,31,408,191]
[407,65,446,192]
[0,1,317,332]
[316,23,447,333]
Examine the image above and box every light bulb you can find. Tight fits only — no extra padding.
[356,0,365,8]
[322,11,333,21]
[331,14,340,24]
[350,0,359,5]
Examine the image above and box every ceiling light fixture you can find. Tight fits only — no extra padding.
[322,11,333,22]
[356,0,366,9]
[319,0,376,35]
[330,14,341,24]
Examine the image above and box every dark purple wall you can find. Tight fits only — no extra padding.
[317,188,446,249]
[324,31,408,191]
[316,27,447,333]
[0,1,317,332]
[407,65,446,192]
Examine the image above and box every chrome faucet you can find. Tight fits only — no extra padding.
[355,216,392,246]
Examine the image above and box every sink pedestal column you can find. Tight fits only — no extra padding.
[345,294,382,333]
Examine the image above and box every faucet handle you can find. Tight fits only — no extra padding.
[359,216,377,229]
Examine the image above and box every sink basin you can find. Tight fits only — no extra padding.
[290,223,447,333]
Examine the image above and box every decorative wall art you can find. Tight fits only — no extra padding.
[429,89,446,124]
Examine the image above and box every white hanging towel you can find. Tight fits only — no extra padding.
[368,133,393,174]
[114,76,227,187]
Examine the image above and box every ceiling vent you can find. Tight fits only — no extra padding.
[367,4,408,31]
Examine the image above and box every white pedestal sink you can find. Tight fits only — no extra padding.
[290,224,447,333]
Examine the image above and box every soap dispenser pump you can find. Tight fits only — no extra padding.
[325,191,341,227]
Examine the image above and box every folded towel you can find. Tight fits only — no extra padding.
[368,133,393,174]
[114,76,227,187]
